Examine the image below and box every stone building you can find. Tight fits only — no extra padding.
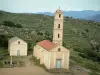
[33,8,70,70]
[8,37,27,56]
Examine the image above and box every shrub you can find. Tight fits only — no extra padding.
[73,48,83,53]
[3,21,23,28]
[79,49,100,62]
[3,21,15,27]
[16,24,23,28]
[0,34,12,48]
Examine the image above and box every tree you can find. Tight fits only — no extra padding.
[90,39,100,52]
[16,24,23,28]
[3,21,23,28]
[3,21,15,27]
[0,34,12,48]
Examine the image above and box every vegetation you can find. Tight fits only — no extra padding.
[3,21,23,28]
[0,48,8,54]
[0,11,100,74]
[0,34,12,48]
[0,48,9,67]
[79,49,100,62]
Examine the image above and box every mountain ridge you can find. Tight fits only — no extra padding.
[84,14,100,22]
[26,10,100,22]
[1,10,100,20]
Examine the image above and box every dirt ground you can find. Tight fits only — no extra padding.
[0,56,89,75]
[0,66,89,75]
[0,66,55,75]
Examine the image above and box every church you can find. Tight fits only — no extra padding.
[8,37,28,56]
[33,8,70,69]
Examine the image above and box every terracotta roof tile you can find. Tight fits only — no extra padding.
[37,40,57,51]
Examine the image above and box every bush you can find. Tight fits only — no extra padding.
[73,48,83,53]
[89,71,100,75]
[31,56,40,65]
[79,49,100,62]
[3,21,23,28]
[3,21,15,27]
[0,34,12,48]
[85,29,89,33]
[16,24,23,28]
[28,42,36,51]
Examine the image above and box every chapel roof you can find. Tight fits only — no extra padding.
[56,8,63,13]
[9,37,26,44]
[37,40,57,51]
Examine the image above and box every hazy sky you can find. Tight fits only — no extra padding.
[0,0,100,13]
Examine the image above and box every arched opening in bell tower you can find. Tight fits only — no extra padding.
[59,14,61,18]
[58,24,60,28]
[58,34,60,38]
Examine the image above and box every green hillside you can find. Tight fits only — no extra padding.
[0,11,100,75]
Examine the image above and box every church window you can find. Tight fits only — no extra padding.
[58,34,60,38]
[58,48,61,51]
[58,24,60,28]
[18,41,20,44]
[59,14,61,18]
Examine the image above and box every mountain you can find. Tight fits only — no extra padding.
[84,14,100,22]
[3,10,100,21]
[37,12,54,16]
[64,10,100,18]
[37,10,100,21]
[0,10,100,75]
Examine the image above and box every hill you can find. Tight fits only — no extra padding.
[36,10,100,22]
[37,10,100,19]
[0,11,100,75]
[84,14,100,22]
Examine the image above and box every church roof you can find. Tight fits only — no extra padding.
[56,8,63,13]
[9,37,26,44]
[37,40,57,51]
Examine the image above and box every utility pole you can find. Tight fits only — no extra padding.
[10,56,12,66]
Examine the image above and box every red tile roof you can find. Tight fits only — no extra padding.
[37,40,57,51]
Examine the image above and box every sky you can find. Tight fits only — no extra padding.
[0,0,100,13]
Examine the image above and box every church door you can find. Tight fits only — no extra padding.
[56,59,62,68]
[17,50,20,56]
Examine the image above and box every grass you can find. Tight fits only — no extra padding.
[18,60,25,67]
[0,56,10,68]
[0,48,9,67]
[0,48,8,54]
[0,55,26,68]
[0,60,3,67]
[89,71,100,75]
[70,50,100,74]
[30,56,40,66]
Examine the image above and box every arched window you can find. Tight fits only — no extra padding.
[58,34,60,38]
[59,14,61,18]
[58,24,60,28]
[58,48,61,51]
[18,41,20,44]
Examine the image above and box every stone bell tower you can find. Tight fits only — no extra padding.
[53,8,64,46]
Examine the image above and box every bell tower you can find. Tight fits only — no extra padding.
[53,8,64,45]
